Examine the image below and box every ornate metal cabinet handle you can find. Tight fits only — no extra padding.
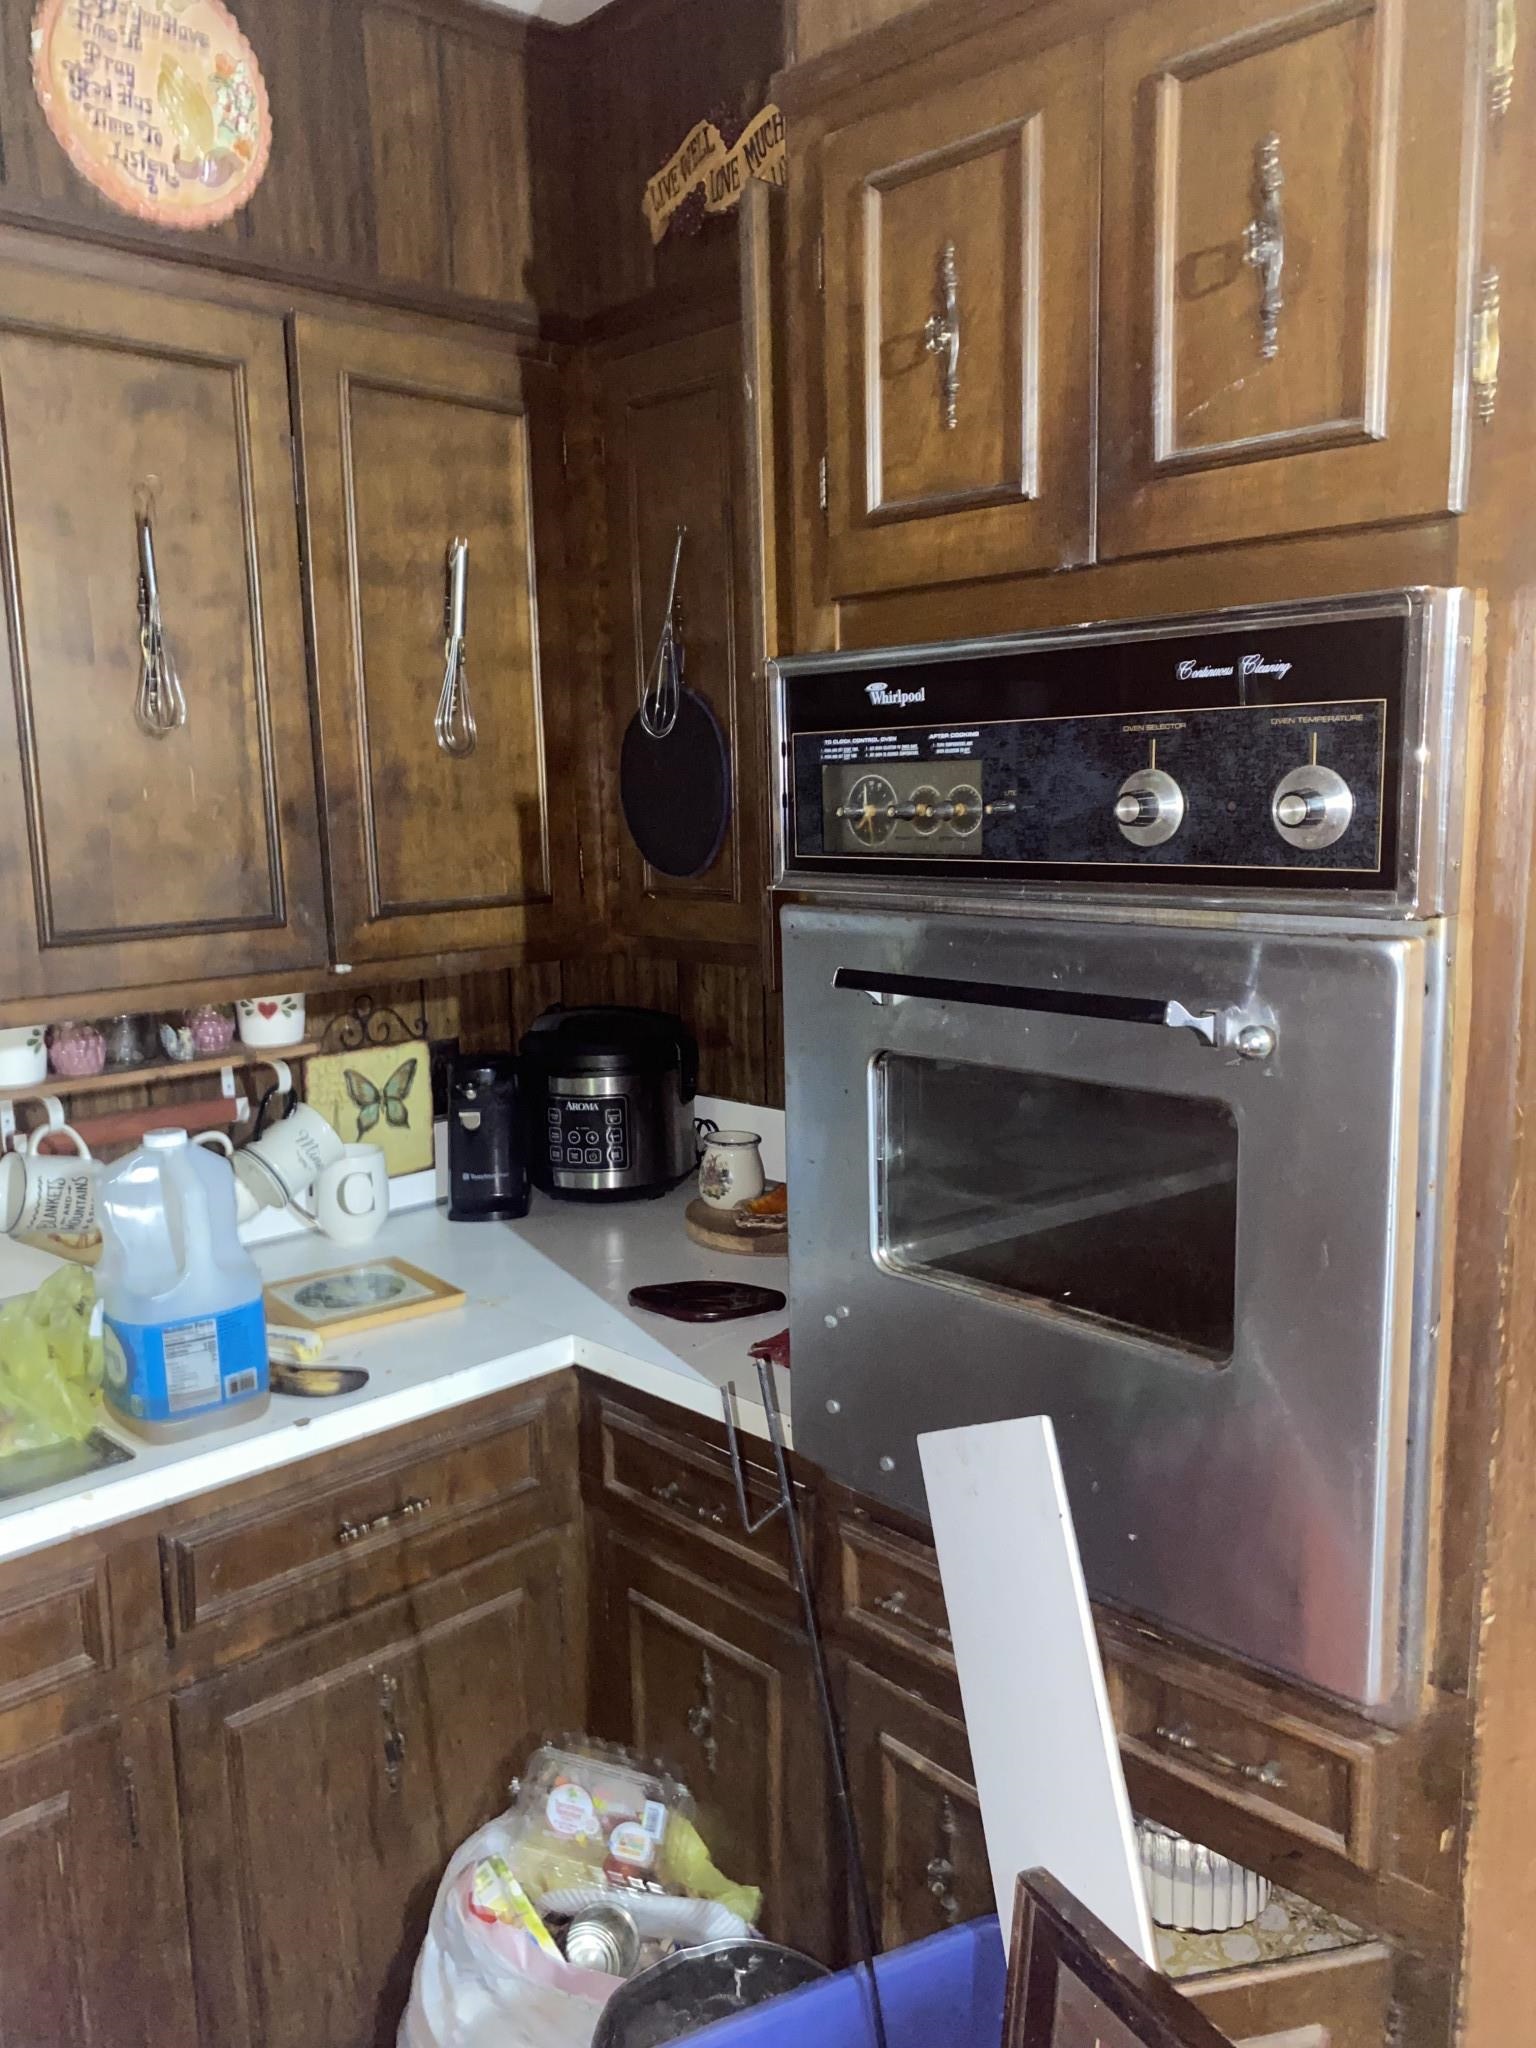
[1242,134,1285,360]
[1153,1721,1286,1790]
[379,1672,407,1790]
[134,491,188,738]
[649,1479,725,1528]
[873,1586,953,1648]
[686,1650,719,1773]
[923,241,961,430]
[1491,0,1517,117]
[1473,269,1501,424]
[435,536,477,756]
[337,1495,431,1546]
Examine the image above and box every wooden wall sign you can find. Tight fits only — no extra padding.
[32,0,272,229]
[642,103,786,245]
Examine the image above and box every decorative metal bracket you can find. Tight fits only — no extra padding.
[1242,133,1285,360]
[318,994,428,1054]
[923,240,961,430]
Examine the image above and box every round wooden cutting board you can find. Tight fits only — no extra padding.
[684,1192,788,1257]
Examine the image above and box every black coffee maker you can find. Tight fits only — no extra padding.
[446,1055,529,1221]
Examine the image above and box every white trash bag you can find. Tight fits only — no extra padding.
[399,1813,752,2048]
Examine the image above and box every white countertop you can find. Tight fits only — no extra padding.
[0,1188,791,1566]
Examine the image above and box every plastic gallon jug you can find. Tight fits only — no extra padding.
[98,1129,269,1441]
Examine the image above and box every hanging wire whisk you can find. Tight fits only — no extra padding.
[134,485,187,739]
[640,525,687,739]
[435,535,477,757]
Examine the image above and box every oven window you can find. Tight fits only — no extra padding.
[875,1055,1238,1358]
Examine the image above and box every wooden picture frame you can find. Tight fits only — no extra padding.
[1005,1871,1231,2048]
[263,1256,464,1338]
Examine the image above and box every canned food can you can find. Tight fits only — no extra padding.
[563,1900,641,1978]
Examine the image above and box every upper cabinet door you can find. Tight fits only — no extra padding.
[295,316,584,970]
[602,326,764,956]
[1098,0,1480,558]
[0,260,326,1001]
[820,40,1099,598]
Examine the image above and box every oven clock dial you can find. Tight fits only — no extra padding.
[947,784,983,836]
[908,785,943,836]
[839,773,898,846]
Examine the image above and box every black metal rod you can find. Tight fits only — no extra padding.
[750,1355,890,2048]
[833,965,1170,1029]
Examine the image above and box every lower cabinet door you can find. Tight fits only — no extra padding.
[0,1710,197,2048]
[591,1525,833,1960]
[842,1659,994,1951]
[173,1536,580,2048]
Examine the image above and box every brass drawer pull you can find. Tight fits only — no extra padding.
[337,1495,431,1546]
[873,1586,953,1648]
[1153,1721,1286,1790]
[925,1853,960,1923]
[649,1480,726,1529]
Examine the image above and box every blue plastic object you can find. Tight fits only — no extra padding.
[684,1918,1007,2048]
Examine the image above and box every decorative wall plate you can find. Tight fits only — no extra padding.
[32,0,272,229]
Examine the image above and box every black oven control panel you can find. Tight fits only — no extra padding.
[777,599,1454,894]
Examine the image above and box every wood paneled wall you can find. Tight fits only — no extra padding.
[0,0,791,1114]
[789,0,929,64]
[572,0,789,326]
[0,0,583,327]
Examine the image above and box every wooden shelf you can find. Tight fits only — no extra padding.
[0,1042,322,1104]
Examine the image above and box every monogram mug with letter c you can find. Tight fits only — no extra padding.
[293,1144,389,1245]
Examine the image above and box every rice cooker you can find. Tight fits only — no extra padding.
[519,1005,698,1202]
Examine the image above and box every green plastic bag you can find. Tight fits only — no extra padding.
[0,1266,103,1456]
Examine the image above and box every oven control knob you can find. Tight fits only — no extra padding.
[1270,764,1353,850]
[1113,767,1184,847]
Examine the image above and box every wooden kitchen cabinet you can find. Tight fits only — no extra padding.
[0,1709,197,2048]
[841,1657,992,1951]
[173,1534,580,2048]
[0,254,326,1002]
[818,35,1098,597]
[601,325,766,955]
[295,312,590,971]
[1098,0,1481,558]
[589,1522,834,1960]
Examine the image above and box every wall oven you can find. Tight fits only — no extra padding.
[773,591,1472,1715]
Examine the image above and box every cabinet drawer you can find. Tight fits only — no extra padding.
[837,1516,955,1677]
[1104,1641,1383,1869]
[163,1396,566,1648]
[1183,1938,1393,2048]
[592,1399,812,1586]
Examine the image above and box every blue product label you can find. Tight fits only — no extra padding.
[104,1299,267,1424]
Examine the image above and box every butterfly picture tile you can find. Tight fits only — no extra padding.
[302,1039,434,1177]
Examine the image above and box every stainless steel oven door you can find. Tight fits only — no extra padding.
[784,906,1447,1712]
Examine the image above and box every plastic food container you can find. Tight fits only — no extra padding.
[506,1745,693,1899]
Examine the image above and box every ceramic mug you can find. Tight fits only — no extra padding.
[13,1103,92,1162]
[0,1025,47,1088]
[232,1104,345,1222]
[698,1129,766,1211]
[236,994,307,1048]
[0,1147,96,1237]
[293,1143,388,1246]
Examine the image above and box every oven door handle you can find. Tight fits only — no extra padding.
[831,968,1276,1058]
